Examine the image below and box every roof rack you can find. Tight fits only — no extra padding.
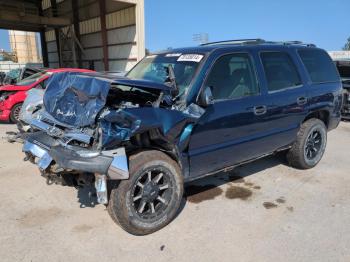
[201,38,265,46]
[201,39,316,47]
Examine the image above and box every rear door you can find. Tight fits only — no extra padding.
[188,52,270,177]
[257,50,309,149]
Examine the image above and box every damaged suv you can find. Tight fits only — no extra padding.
[22,39,342,235]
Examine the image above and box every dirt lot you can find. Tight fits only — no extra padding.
[0,122,349,262]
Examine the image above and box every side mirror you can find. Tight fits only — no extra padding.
[198,86,214,107]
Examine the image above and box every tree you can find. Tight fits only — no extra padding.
[343,37,350,51]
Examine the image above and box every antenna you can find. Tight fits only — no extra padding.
[193,33,209,45]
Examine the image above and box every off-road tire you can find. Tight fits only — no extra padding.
[108,150,184,235]
[287,118,327,169]
[10,103,22,123]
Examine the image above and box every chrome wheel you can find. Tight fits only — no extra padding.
[130,167,173,221]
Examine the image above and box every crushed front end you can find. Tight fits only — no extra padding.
[22,71,201,204]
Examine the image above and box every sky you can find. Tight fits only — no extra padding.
[0,0,349,52]
[144,0,350,51]
[0,30,10,51]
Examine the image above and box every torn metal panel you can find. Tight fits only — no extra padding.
[99,107,200,149]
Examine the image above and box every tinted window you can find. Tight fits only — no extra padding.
[337,64,350,78]
[298,49,340,83]
[260,52,301,92]
[205,53,259,100]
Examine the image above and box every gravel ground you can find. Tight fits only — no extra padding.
[0,122,349,262]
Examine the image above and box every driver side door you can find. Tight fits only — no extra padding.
[188,52,270,177]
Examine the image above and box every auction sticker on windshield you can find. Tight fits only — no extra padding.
[177,54,203,62]
[165,53,182,57]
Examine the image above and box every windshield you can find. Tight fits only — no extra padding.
[127,53,204,95]
[15,71,50,86]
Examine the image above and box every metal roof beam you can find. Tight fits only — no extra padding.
[0,10,71,28]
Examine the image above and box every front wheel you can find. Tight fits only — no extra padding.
[108,150,184,235]
[10,103,22,123]
[287,118,327,169]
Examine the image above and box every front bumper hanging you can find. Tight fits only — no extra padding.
[22,140,129,180]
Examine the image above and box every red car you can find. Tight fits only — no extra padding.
[0,68,94,122]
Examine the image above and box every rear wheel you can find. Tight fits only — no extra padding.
[10,103,22,123]
[108,150,183,235]
[287,118,327,169]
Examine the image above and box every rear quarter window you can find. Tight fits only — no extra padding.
[260,52,302,92]
[298,49,340,83]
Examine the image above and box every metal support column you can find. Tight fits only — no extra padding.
[72,0,82,68]
[99,0,109,71]
[51,0,62,67]
[39,30,49,67]
[37,2,49,67]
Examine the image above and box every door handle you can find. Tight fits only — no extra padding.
[253,105,267,116]
[297,96,307,106]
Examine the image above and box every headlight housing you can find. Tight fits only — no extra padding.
[0,91,16,101]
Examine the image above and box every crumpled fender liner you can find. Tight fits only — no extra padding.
[49,146,113,175]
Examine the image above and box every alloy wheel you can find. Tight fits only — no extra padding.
[304,129,323,160]
[130,167,174,221]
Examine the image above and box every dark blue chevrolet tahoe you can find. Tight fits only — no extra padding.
[22,39,342,235]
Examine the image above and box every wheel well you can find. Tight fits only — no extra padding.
[127,129,179,163]
[303,110,329,128]
[11,102,23,109]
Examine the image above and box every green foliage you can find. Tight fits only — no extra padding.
[343,37,350,51]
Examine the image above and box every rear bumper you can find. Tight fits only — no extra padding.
[23,132,129,180]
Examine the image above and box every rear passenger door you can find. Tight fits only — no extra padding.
[258,51,309,150]
[189,52,269,177]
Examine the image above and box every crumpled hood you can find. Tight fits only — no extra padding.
[43,72,172,127]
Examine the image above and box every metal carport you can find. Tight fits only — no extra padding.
[0,0,145,71]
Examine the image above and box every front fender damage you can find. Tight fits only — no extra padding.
[99,106,200,150]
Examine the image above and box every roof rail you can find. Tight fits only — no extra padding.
[201,39,266,46]
[201,39,316,47]
[279,41,316,47]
